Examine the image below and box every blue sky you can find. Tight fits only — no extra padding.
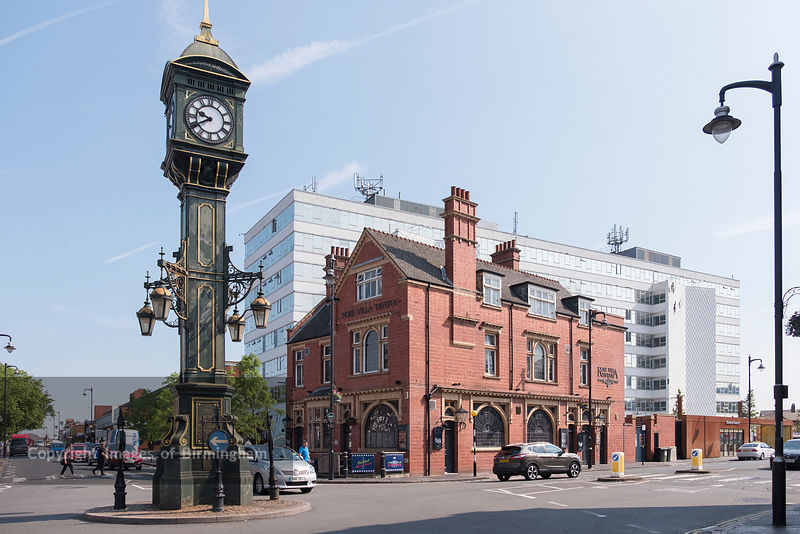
[2,1,799,422]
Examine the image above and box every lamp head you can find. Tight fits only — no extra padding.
[4,341,14,353]
[757,362,765,371]
[136,300,156,336]
[703,105,741,143]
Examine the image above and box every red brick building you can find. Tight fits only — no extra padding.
[286,186,626,476]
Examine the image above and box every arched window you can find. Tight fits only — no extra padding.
[364,404,398,449]
[527,409,554,443]
[363,330,379,373]
[474,407,505,447]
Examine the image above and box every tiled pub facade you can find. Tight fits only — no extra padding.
[286,187,626,476]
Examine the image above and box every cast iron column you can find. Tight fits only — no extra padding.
[113,412,127,510]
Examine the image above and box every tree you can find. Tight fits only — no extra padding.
[125,373,178,449]
[742,389,757,419]
[228,354,276,442]
[0,365,54,435]
[672,389,683,416]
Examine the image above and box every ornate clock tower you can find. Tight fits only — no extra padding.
[151,1,258,509]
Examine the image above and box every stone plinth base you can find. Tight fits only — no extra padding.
[83,500,310,524]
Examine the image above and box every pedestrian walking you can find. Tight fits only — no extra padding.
[92,440,107,476]
[298,440,310,462]
[59,443,74,478]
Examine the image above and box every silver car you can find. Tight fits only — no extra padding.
[245,444,316,494]
[737,442,774,460]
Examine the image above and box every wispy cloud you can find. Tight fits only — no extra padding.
[229,189,294,214]
[318,162,363,192]
[52,304,129,329]
[102,242,159,265]
[716,211,800,238]
[159,0,196,55]
[248,0,481,85]
[0,0,120,47]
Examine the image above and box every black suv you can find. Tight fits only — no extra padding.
[493,442,582,481]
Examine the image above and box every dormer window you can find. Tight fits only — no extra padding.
[483,273,501,307]
[357,267,382,301]
[578,299,591,326]
[528,285,555,318]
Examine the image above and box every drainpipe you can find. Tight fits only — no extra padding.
[425,283,431,477]
[509,304,514,391]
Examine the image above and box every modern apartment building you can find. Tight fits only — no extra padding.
[242,188,740,416]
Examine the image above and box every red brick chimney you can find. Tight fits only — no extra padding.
[441,186,479,290]
[323,246,350,298]
[491,240,520,270]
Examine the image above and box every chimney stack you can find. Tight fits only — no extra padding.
[491,240,520,270]
[441,186,479,289]
[323,246,350,297]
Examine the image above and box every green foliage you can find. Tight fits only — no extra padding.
[672,389,683,416]
[787,310,800,337]
[228,354,276,442]
[125,373,178,449]
[743,389,757,418]
[0,365,54,437]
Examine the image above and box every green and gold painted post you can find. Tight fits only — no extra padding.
[143,1,267,510]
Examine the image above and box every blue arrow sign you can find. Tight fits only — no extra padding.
[208,430,230,452]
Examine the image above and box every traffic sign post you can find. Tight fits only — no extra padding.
[209,430,230,452]
[210,411,227,512]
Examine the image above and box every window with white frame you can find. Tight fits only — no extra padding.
[352,326,389,374]
[357,267,382,301]
[322,344,331,383]
[485,333,498,376]
[547,343,556,382]
[483,273,501,307]
[294,349,304,387]
[528,285,556,318]
[578,299,590,326]
[579,348,589,386]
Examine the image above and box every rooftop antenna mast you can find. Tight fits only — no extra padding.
[354,173,384,200]
[513,211,518,234]
[303,176,318,192]
[607,224,629,254]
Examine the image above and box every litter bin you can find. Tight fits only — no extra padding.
[654,448,665,462]
[665,447,675,462]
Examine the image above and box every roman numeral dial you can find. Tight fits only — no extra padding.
[184,95,234,144]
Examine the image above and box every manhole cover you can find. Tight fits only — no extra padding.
[737,497,771,504]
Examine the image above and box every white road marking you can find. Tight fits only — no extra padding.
[653,487,709,494]
[717,476,751,482]
[583,511,606,518]
[638,473,667,478]
[0,484,11,492]
[627,524,661,533]
[547,501,568,507]
[753,480,771,484]
[131,484,151,491]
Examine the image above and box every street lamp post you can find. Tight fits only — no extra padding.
[83,387,94,435]
[587,310,607,469]
[324,258,336,481]
[747,356,765,441]
[702,53,786,526]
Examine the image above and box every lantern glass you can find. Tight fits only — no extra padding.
[137,303,155,336]
[251,296,271,329]
[227,314,245,342]
[150,286,172,321]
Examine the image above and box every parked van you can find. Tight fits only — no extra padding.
[9,434,31,456]
[107,429,143,470]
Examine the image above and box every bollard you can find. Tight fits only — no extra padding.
[691,448,703,471]
[611,451,624,478]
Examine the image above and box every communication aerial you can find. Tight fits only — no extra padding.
[303,176,318,192]
[607,224,629,254]
[354,173,384,199]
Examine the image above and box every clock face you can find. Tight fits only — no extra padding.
[184,95,234,144]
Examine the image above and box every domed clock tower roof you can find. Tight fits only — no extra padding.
[178,0,239,69]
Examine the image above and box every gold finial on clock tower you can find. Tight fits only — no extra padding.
[195,0,219,46]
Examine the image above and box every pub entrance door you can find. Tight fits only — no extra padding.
[444,421,455,473]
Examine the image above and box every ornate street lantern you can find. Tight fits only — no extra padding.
[455,406,469,429]
[150,283,173,322]
[136,300,155,336]
[226,307,245,342]
[250,286,271,329]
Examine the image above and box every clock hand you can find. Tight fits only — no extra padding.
[189,116,213,128]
